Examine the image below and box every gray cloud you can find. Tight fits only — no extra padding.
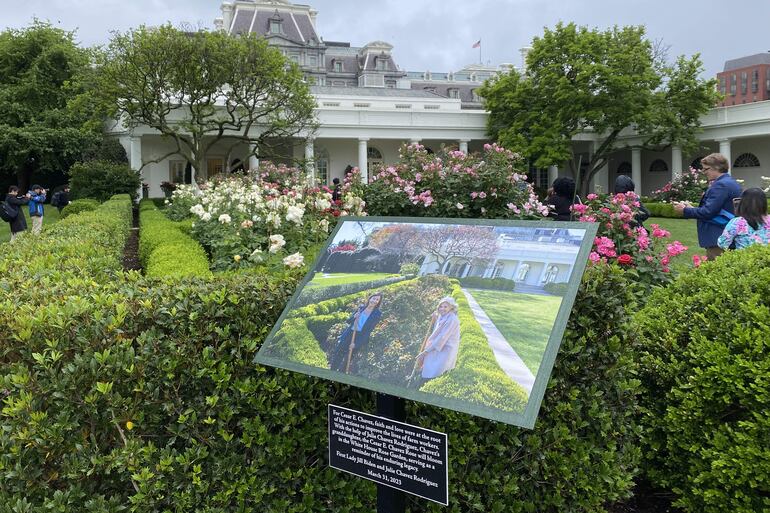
[2,0,768,77]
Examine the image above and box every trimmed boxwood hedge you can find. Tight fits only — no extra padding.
[645,202,683,218]
[59,198,101,219]
[139,200,212,279]
[0,205,642,511]
[635,245,770,513]
[457,276,516,291]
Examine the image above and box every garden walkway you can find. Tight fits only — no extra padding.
[461,289,536,395]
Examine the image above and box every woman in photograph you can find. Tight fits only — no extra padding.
[417,297,461,380]
[330,293,384,373]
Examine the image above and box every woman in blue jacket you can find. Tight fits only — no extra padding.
[27,184,47,235]
[330,293,384,373]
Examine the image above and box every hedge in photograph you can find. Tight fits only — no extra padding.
[457,276,516,291]
[635,245,770,513]
[292,275,406,307]
[543,282,569,296]
[139,200,212,279]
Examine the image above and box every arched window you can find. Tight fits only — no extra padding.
[544,265,559,284]
[649,159,669,173]
[367,146,383,172]
[690,157,704,170]
[492,262,504,279]
[516,263,530,282]
[616,161,632,176]
[733,153,760,168]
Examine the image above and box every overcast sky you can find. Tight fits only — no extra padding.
[3,0,769,78]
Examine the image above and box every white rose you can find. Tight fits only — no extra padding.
[286,205,305,225]
[283,252,305,269]
[269,234,286,253]
[218,214,232,224]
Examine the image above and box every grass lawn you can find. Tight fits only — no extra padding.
[306,272,399,288]
[648,217,701,271]
[0,208,63,244]
[467,289,562,375]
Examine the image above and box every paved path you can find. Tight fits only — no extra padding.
[461,289,536,395]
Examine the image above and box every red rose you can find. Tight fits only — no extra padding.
[617,254,633,265]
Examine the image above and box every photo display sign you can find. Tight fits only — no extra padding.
[255,217,598,428]
[328,404,449,505]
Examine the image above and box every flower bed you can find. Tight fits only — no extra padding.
[364,143,549,219]
[650,167,707,203]
[166,163,365,272]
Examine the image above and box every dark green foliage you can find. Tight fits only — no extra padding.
[60,198,100,219]
[543,282,569,296]
[69,160,142,201]
[81,136,129,164]
[139,200,211,279]
[458,276,516,291]
[399,262,420,276]
[292,275,406,307]
[635,246,770,513]
[645,202,684,218]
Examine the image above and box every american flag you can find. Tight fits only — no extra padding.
[472,40,481,49]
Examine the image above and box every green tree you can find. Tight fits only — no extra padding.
[480,23,719,195]
[0,21,105,191]
[99,25,317,187]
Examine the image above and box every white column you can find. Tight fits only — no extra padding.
[717,139,732,172]
[548,165,559,186]
[483,259,498,278]
[671,146,683,180]
[358,138,369,183]
[461,262,472,278]
[590,141,609,194]
[248,142,259,171]
[631,147,642,193]
[304,138,315,183]
[458,139,470,154]
[129,136,142,171]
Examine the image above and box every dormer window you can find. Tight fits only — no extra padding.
[375,57,388,71]
[333,60,343,73]
[270,19,283,34]
[448,88,460,99]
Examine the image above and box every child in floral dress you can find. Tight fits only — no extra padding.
[717,188,770,250]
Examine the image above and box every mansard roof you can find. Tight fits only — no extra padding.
[229,4,320,44]
[310,85,442,98]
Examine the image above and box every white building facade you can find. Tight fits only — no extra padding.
[115,0,770,198]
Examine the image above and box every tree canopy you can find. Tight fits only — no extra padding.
[99,25,317,186]
[480,23,719,195]
[0,21,105,191]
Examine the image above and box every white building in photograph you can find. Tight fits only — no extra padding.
[115,0,770,198]
[419,228,583,294]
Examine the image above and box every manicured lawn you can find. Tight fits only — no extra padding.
[0,208,62,244]
[467,289,562,375]
[306,272,399,288]
[648,216,701,271]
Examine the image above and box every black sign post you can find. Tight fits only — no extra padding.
[328,400,449,508]
[376,394,406,513]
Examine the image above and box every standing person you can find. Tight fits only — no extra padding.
[545,177,577,221]
[673,153,742,260]
[3,186,30,242]
[717,188,770,250]
[27,184,47,235]
[51,186,71,214]
[614,175,651,228]
[331,177,342,203]
[330,293,384,373]
[416,297,461,380]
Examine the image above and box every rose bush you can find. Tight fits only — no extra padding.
[364,143,549,219]
[574,192,688,288]
[650,167,707,203]
[166,162,366,271]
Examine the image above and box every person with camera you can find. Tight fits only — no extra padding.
[28,184,47,235]
[51,186,71,214]
[3,186,30,242]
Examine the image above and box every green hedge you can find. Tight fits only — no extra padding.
[645,202,684,218]
[458,276,516,291]
[420,283,529,411]
[635,245,770,513]
[543,282,569,296]
[293,275,406,307]
[60,198,101,219]
[139,200,211,279]
[0,240,641,511]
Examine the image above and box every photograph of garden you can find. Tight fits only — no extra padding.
[257,220,592,426]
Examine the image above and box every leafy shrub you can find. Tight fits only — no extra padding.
[364,142,549,219]
[139,200,211,279]
[60,198,100,219]
[635,245,770,513]
[292,275,406,308]
[399,262,420,276]
[650,167,708,203]
[69,159,142,201]
[457,276,516,291]
[81,136,129,164]
[420,283,529,412]
[645,202,683,218]
[543,282,569,296]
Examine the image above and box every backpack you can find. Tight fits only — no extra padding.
[0,201,18,222]
[51,191,62,207]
